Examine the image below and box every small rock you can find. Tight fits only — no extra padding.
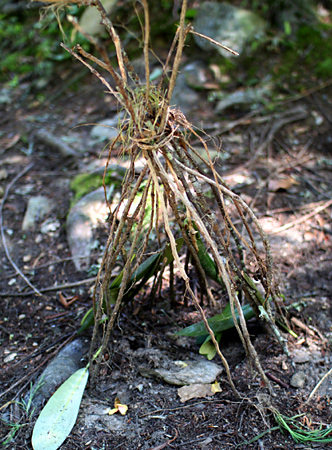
[35,234,42,244]
[4,352,17,363]
[140,359,222,386]
[194,2,266,59]
[290,371,306,389]
[0,88,12,105]
[22,195,55,231]
[199,437,213,449]
[16,184,34,195]
[291,349,310,364]
[40,218,60,235]
[83,399,129,433]
[79,0,117,35]
[0,168,8,180]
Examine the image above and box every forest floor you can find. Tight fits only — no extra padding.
[1,43,332,450]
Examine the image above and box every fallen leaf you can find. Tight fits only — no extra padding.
[32,367,88,450]
[268,176,299,192]
[1,134,21,150]
[177,383,221,403]
[108,397,128,415]
[58,292,79,308]
[211,381,222,393]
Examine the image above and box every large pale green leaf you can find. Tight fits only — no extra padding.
[32,367,89,450]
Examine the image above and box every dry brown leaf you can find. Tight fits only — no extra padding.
[268,176,299,192]
[58,292,79,308]
[0,134,21,151]
[177,383,221,403]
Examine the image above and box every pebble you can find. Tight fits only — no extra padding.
[22,195,55,231]
[290,371,306,389]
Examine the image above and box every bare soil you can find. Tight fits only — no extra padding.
[1,67,332,450]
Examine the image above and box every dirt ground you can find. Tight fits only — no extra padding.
[1,57,332,450]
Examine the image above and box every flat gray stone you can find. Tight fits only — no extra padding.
[215,85,271,113]
[291,349,311,364]
[140,359,222,386]
[171,61,205,115]
[90,116,122,142]
[82,399,129,433]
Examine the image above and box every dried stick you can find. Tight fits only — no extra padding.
[271,198,332,235]
[90,176,150,380]
[140,0,150,101]
[306,367,332,403]
[0,277,97,297]
[157,26,181,91]
[159,0,189,131]
[188,27,239,56]
[147,153,240,397]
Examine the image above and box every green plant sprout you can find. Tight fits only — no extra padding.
[1,377,44,445]
[237,409,332,446]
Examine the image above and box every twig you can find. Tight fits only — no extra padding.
[291,317,315,337]
[306,367,332,403]
[0,277,97,297]
[160,0,189,130]
[35,129,78,157]
[270,198,332,235]
[266,372,289,389]
[140,0,150,102]
[189,27,239,55]
[146,428,178,450]
[246,106,308,167]
[0,164,43,297]
[37,0,285,393]
[0,333,75,401]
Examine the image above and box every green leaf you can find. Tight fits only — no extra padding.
[175,303,255,337]
[199,333,222,360]
[78,238,184,333]
[32,368,89,450]
[184,219,224,286]
[284,21,292,36]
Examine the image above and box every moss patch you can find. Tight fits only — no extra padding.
[70,167,126,203]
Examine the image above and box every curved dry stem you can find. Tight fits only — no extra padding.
[139,0,150,101]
